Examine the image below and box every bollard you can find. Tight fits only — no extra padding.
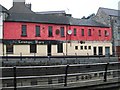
[104,63,109,82]
[64,64,69,86]
[13,66,17,90]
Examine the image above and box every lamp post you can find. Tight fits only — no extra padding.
[66,29,72,56]
[110,15,115,56]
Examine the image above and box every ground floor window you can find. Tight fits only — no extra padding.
[30,44,37,53]
[57,43,63,53]
[105,47,110,55]
[98,47,103,55]
[6,44,13,54]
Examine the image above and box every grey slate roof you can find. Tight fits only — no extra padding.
[9,2,34,14]
[98,7,119,16]
[0,4,8,13]
[5,1,109,27]
[36,10,66,15]
[69,17,109,27]
[6,13,70,25]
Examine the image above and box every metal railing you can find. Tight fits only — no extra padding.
[1,62,120,89]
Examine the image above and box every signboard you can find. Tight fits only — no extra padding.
[3,40,63,44]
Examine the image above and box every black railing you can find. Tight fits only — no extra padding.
[1,62,120,89]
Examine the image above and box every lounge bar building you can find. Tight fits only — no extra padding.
[1,0,112,56]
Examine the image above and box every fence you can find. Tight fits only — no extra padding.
[1,62,120,89]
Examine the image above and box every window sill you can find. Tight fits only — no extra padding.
[35,36,41,37]
[21,35,27,37]
[48,36,54,37]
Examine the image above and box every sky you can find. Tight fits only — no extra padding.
[0,0,120,18]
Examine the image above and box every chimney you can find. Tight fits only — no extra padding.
[26,4,32,10]
[13,0,25,6]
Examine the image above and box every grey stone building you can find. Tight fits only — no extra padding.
[94,7,120,55]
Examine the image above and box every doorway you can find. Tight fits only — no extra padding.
[47,44,51,56]
[93,47,97,55]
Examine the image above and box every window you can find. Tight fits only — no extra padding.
[81,29,84,36]
[60,27,65,37]
[57,43,63,53]
[48,26,53,37]
[88,29,91,36]
[105,30,109,37]
[98,30,101,36]
[88,46,91,49]
[80,46,83,50]
[30,44,37,53]
[36,25,40,37]
[84,46,87,50]
[75,46,78,50]
[74,28,77,36]
[98,47,103,55]
[6,44,13,54]
[21,25,27,36]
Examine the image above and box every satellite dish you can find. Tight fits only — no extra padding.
[67,30,72,35]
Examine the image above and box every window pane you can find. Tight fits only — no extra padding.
[36,26,40,36]
[98,30,101,36]
[30,44,37,53]
[84,46,87,50]
[48,26,53,37]
[88,29,91,36]
[80,46,83,50]
[105,30,109,37]
[60,27,65,37]
[75,46,78,50]
[74,28,77,36]
[57,43,63,53]
[21,25,27,36]
[81,29,84,36]
[6,44,13,54]
[88,46,91,49]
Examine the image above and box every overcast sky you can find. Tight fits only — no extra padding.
[0,0,120,18]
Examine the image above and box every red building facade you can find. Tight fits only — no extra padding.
[2,0,112,56]
[4,22,111,41]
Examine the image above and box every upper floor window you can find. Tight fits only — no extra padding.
[88,29,91,36]
[74,28,77,36]
[98,30,101,36]
[48,26,53,37]
[81,29,84,36]
[105,30,109,37]
[60,27,65,37]
[35,25,40,37]
[21,25,27,37]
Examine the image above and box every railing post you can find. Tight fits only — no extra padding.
[63,53,65,60]
[34,53,36,61]
[104,63,109,82]
[48,56,50,61]
[13,66,17,90]
[6,53,8,61]
[64,64,69,86]
[20,53,22,61]
[87,53,89,59]
[75,53,77,60]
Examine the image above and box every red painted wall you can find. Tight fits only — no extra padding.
[4,22,112,41]
[67,26,111,41]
